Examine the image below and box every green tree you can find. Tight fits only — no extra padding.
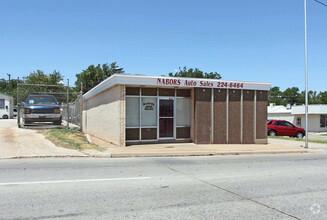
[268,86,283,105]
[19,70,65,103]
[168,66,222,79]
[23,70,63,85]
[281,87,300,105]
[0,78,23,103]
[318,91,327,104]
[75,62,123,93]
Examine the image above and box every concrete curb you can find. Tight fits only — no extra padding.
[0,155,89,159]
[0,149,310,159]
[106,149,309,158]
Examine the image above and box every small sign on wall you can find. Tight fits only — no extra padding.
[143,102,155,111]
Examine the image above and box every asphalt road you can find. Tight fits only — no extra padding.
[0,154,327,220]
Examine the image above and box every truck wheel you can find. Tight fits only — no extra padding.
[53,120,61,125]
[296,132,304,139]
[2,115,8,119]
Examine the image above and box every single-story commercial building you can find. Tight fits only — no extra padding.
[0,91,14,119]
[82,74,271,147]
[268,104,327,132]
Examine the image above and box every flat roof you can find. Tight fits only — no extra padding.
[0,91,14,98]
[84,74,272,100]
[292,105,327,115]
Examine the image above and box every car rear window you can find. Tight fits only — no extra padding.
[267,121,273,125]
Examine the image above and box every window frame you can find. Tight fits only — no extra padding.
[125,87,192,142]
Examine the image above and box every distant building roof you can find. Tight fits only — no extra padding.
[0,91,14,98]
[267,105,292,114]
[291,105,327,115]
[268,104,327,115]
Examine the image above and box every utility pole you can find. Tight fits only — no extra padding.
[304,0,309,148]
[67,79,70,129]
[7,73,11,91]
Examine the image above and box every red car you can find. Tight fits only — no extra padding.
[267,120,305,138]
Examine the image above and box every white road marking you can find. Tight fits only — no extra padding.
[0,177,150,186]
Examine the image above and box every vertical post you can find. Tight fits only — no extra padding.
[7,73,11,92]
[226,89,229,144]
[254,90,257,143]
[139,87,141,141]
[304,0,309,148]
[240,90,243,144]
[80,82,83,131]
[211,88,214,144]
[67,79,70,129]
[17,82,20,126]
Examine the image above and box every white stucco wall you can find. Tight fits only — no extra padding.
[0,93,13,119]
[82,85,125,146]
[296,114,327,132]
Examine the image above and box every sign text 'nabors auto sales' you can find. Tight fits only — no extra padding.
[157,78,244,89]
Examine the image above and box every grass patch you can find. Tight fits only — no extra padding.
[320,134,327,136]
[44,129,104,151]
[269,136,327,144]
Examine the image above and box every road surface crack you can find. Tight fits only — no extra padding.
[167,166,302,220]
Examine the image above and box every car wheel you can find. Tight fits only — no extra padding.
[268,130,276,137]
[296,132,304,139]
[2,114,8,119]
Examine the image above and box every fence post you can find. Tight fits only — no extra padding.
[80,82,83,131]
[17,82,20,126]
[66,79,69,129]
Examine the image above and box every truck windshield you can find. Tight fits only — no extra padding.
[26,96,57,105]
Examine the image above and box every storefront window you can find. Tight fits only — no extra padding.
[176,98,191,126]
[126,97,140,127]
[141,97,157,126]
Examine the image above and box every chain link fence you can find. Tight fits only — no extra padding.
[62,94,83,129]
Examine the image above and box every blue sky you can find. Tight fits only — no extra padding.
[0,0,326,91]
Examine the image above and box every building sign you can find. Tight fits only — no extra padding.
[83,74,271,101]
[143,102,155,111]
[157,78,244,88]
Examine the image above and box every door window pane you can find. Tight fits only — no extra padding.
[279,121,286,126]
[141,97,157,126]
[126,97,140,127]
[285,122,293,127]
[176,98,191,126]
[159,100,174,117]
[159,118,173,137]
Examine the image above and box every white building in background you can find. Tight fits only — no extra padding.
[268,104,327,132]
[0,91,14,119]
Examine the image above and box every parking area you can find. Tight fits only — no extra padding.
[0,119,85,159]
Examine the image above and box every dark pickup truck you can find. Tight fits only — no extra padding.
[18,95,62,127]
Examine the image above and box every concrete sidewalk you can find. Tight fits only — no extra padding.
[0,119,86,159]
[90,142,309,158]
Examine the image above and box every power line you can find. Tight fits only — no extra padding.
[314,0,327,7]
